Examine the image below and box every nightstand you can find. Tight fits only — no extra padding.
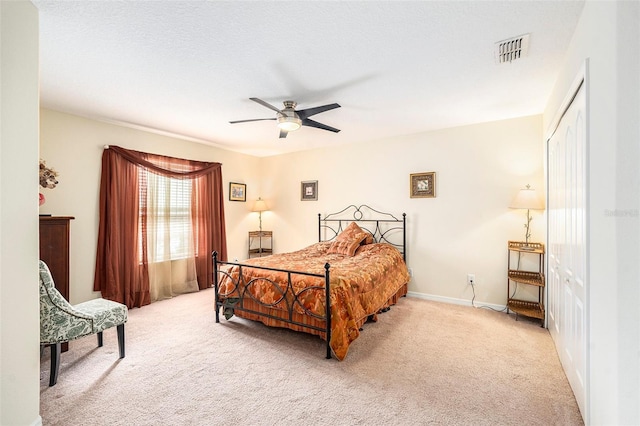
[507,241,545,326]
[248,231,272,258]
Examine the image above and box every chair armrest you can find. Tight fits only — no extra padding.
[40,285,95,344]
[43,284,93,321]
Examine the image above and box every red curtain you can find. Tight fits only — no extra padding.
[94,145,227,308]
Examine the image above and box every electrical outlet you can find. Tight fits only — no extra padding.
[408,268,413,277]
[467,274,475,286]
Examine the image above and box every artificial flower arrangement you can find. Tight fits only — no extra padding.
[39,159,59,205]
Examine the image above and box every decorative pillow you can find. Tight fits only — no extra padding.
[363,233,374,245]
[327,239,362,256]
[327,222,369,256]
[338,222,369,243]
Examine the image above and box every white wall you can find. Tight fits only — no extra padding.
[543,1,640,424]
[39,109,262,304]
[0,1,42,425]
[260,115,544,307]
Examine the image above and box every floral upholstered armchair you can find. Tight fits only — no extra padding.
[39,260,128,386]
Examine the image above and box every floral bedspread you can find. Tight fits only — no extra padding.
[217,241,410,360]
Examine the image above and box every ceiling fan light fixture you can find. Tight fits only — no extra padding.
[277,115,302,132]
[230,98,341,137]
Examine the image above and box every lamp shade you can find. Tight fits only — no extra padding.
[509,185,544,210]
[252,198,269,212]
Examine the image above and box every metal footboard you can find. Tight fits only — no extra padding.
[212,251,332,359]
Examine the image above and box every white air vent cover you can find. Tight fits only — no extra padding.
[495,34,530,64]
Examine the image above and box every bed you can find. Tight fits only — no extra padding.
[212,205,410,360]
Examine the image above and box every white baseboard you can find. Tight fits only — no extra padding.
[406,291,506,312]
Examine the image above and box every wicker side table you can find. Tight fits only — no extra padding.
[506,241,545,326]
[248,230,272,258]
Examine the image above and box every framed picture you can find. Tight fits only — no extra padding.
[410,172,436,198]
[229,182,246,202]
[301,180,318,201]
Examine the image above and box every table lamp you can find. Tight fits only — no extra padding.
[252,198,269,232]
[509,184,544,248]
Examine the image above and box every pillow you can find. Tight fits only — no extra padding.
[363,232,374,245]
[327,222,369,256]
[327,239,362,256]
[337,222,369,244]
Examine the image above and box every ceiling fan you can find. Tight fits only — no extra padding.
[230,98,341,138]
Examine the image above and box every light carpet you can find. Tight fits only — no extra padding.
[40,288,583,425]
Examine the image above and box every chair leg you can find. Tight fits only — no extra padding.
[49,343,61,387]
[97,331,103,347]
[117,324,125,359]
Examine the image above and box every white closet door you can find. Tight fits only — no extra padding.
[547,81,587,417]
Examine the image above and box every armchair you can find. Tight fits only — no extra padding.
[39,260,128,386]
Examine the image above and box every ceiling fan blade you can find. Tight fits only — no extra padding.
[229,118,276,124]
[279,129,288,139]
[301,118,340,133]
[250,97,283,114]
[296,103,341,120]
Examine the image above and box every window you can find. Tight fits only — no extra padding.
[139,171,195,263]
[94,145,226,308]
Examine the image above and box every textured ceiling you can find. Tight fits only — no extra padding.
[33,1,585,157]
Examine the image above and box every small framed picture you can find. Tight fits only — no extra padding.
[301,180,318,201]
[229,182,246,202]
[410,172,436,198]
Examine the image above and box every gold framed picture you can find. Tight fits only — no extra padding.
[301,180,318,201]
[229,182,246,202]
[410,172,436,198]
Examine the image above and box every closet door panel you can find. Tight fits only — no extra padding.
[547,82,587,417]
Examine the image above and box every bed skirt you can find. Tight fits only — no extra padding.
[229,282,408,359]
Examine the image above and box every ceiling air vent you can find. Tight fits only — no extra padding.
[495,34,530,64]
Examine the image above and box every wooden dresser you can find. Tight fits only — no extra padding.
[39,216,74,351]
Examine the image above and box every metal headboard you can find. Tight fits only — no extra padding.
[318,204,406,261]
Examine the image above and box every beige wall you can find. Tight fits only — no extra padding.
[261,115,544,307]
[39,109,262,304]
[0,1,42,425]
[40,110,544,309]
[543,1,640,424]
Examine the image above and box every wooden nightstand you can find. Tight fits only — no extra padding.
[248,231,272,258]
